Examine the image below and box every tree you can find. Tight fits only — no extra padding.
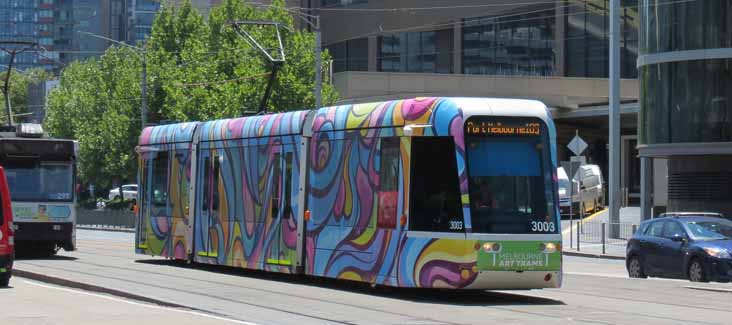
[46,47,142,189]
[45,0,338,189]
[0,68,52,120]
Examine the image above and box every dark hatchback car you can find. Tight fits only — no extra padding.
[626,216,732,282]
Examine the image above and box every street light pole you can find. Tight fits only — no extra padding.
[609,0,621,236]
[77,31,147,129]
[140,55,147,128]
[313,15,321,110]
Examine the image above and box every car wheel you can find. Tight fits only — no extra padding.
[0,273,9,287]
[688,259,708,282]
[627,256,647,278]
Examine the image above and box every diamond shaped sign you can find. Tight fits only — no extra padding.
[567,135,588,156]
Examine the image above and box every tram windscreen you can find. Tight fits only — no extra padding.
[4,161,74,202]
[465,117,557,234]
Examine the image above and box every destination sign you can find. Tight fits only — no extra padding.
[465,120,541,136]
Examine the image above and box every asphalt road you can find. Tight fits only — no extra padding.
[1,278,251,325]
[6,229,732,325]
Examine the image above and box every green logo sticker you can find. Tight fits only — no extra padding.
[477,240,561,271]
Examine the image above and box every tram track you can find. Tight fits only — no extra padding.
[16,235,732,324]
[16,260,465,325]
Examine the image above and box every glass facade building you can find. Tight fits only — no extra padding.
[638,0,732,216]
[565,0,639,78]
[462,7,555,76]
[639,0,732,145]
[378,30,453,74]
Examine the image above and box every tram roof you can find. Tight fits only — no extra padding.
[139,97,550,145]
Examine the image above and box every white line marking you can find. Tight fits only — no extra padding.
[23,280,259,325]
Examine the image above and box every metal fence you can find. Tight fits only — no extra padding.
[76,208,135,229]
[567,220,638,255]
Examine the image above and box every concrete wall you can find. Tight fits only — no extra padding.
[77,209,135,228]
[333,71,639,109]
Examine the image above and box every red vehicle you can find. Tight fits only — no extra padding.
[0,166,14,287]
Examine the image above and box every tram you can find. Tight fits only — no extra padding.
[136,97,562,289]
[0,123,77,256]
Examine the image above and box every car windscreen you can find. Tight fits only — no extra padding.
[684,219,732,241]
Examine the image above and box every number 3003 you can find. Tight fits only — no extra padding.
[531,221,555,232]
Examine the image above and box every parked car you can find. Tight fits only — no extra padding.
[626,216,732,282]
[108,184,138,201]
[658,212,732,222]
[0,166,15,287]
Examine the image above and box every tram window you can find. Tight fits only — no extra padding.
[202,157,210,212]
[378,137,399,229]
[409,137,463,232]
[272,152,281,218]
[212,155,220,213]
[283,152,293,218]
[151,151,169,207]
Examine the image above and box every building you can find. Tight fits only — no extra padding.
[306,0,643,203]
[638,0,732,217]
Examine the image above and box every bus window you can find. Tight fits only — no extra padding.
[151,152,169,207]
[409,137,463,232]
[378,137,399,229]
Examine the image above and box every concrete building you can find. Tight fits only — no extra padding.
[638,0,732,217]
[305,0,643,203]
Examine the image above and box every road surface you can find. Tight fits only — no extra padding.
[6,229,732,325]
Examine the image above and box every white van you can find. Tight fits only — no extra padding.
[557,167,578,216]
[576,164,604,213]
[557,164,604,216]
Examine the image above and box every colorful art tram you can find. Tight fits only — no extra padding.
[136,97,562,289]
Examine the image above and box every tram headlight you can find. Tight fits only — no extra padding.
[542,242,557,253]
[483,242,501,253]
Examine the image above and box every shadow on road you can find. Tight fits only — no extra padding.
[16,254,78,261]
[135,259,564,306]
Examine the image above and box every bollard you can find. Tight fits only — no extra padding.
[570,219,573,248]
[577,219,581,251]
[602,223,606,255]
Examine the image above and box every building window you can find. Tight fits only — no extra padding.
[378,30,453,74]
[39,10,52,18]
[326,38,368,73]
[565,0,638,78]
[462,7,555,76]
[321,0,367,7]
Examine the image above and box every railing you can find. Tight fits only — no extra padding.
[568,220,638,255]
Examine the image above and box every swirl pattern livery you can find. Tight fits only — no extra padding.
[137,97,563,290]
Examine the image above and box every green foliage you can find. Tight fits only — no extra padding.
[45,0,338,188]
[46,46,142,188]
[0,68,52,118]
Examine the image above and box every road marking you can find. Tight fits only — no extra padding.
[23,280,260,325]
[684,286,732,294]
[562,208,607,235]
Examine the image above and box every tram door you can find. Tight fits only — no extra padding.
[267,148,295,267]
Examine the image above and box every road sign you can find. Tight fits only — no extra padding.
[567,135,588,156]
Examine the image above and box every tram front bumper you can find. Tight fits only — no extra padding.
[465,270,562,290]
